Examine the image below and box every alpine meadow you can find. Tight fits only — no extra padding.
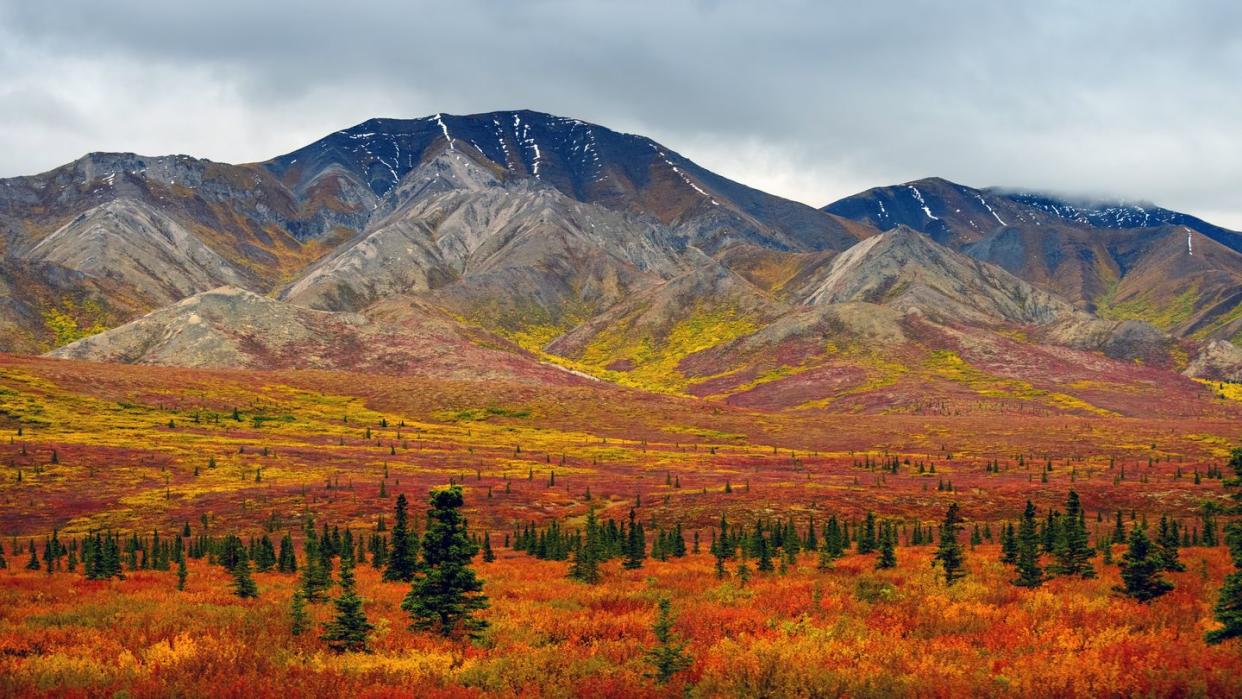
[3,2,1242,697]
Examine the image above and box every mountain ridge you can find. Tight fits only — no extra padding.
[0,110,1238,415]
[823,177,1242,345]
[823,175,1242,253]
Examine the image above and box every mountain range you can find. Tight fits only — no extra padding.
[3,109,1240,417]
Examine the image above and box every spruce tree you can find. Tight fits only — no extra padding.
[402,486,488,639]
[42,536,55,573]
[1208,446,1242,644]
[780,519,799,560]
[1203,504,1220,547]
[825,516,845,558]
[672,523,687,558]
[1112,510,1126,545]
[1209,553,1242,644]
[1000,521,1018,564]
[290,589,309,636]
[1013,501,1043,588]
[1041,512,1060,554]
[816,535,834,572]
[481,531,495,563]
[300,526,331,603]
[322,552,374,652]
[1156,514,1185,572]
[1053,490,1096,578]
[933,503,966,585]
[1115,525,1173,602]
[176,555,187,591]
[857,511,878,554]
[104,533,124,580]
[278,533,297,573]
[756,531,774,573]
[254,535,277,573]
[623,509,645,569]
[875,521,897,570]
[231,555,259,599]
[569,508,602,584]
[384,493,418,582]
[716,514,734,560]
[644,598,692,685]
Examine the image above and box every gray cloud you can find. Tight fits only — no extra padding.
[1,0,1240,226]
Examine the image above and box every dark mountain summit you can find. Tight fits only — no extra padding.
[824,176,1242,253]
[265,110,867,254]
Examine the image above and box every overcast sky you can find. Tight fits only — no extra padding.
[1,1,1240,226]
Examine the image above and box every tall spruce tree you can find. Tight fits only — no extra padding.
[933,503,966,585]
[277,533,297,573]
[644,598,692,685]
[231,555,259,599]
[1209,544,1242,643]
[569,508,603,584]
[300,525,331,603]
[1112,510,1126,545]
[1013,501,1043,588]
[1208,446,1242,644]
[875,521,897,570]
[857,511,878,554]
[481,531,495,563]
[1053,490,1096,578]
[402,486,488,639]
[672,523,687,558]
[756,528,774,573]
[623,509,645,570]
[290,589,309,636]
[384,493,418,582]
[816,534,835,572]
[321,552,374,652]
[824,516,845,559]
[1000,521,1018,564]
[254,535,277,572]
[1156,514,1185,572]
[1115,525,1173,602]
[716,514,733,560]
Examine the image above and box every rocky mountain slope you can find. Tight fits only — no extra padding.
[48,287,585,385]
[0,111,870,352]
[798,226,1071,325]
[1,110,1239,416]
[824,177,1242,346]
[0,151,370,351]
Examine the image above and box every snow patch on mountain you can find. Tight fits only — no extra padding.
[976,193,1006,226]
[908,185,938,220]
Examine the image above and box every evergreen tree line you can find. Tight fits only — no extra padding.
[995,490,1186,601]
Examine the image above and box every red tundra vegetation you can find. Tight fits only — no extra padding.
[1,354,1241,697]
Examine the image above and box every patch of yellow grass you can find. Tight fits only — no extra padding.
[1196,378,1242,402]
[924,350,1115,416]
